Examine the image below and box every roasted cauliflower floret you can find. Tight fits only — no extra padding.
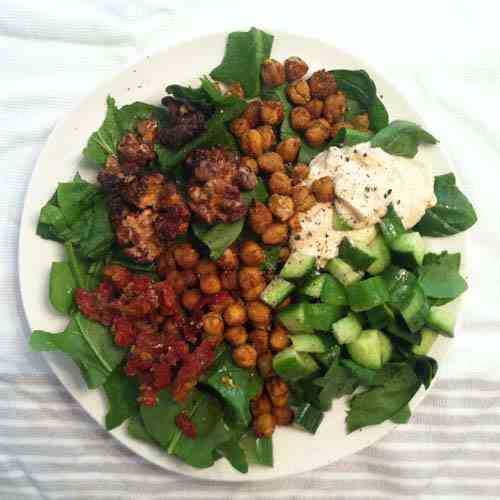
[123,173,165,210]
[155,182,191,241]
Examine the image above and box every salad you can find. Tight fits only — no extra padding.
[30,27,477,473]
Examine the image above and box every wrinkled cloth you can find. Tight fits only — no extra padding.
[1,1,500,499]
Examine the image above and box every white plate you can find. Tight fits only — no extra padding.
[18,30,466,481]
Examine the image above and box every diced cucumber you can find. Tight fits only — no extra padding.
[278,302,314,334]
[272,347,319,381]
[320,274,347,306]
[332,312,363,345]
[305,303,345,331]
[379,203,405,245]
[426,306,455,337]
[332,210,352,230]
[366,234,391,275]
[400,284,429,333]
[280,252,316,279]
[338,237,376,271]
[347,329,392,370]
[260,278,295,308]
[366,304,395,329]
[326,258,364,287]
[391,232,425,269]
[315,341,341,368]
[290,334,327,353]
[412,328,437,355]
[299,273,327,298]
[346,276,389,312]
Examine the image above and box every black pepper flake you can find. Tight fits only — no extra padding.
[345,157,350,162]
[294,235,301,241]
[365,187,370,192]
[307,231,313,237]
[363,153,368,157]
[397,200,401,205]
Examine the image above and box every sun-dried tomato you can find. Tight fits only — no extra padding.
[112,317,136,348]
[175,413,197,439]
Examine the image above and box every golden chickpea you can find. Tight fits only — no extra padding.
[209,294,234,314]
[240,240,265,266]
[269,171,292,195]
[273,406,294,425]
[311,176,335,203]
[200,273,222,295]
[304,120,330,147]
[249,201,273,235]
[323,91,347,123]
[241,156,259,175]
[308,69,337,99]
[223,302,247,326]
[225,325,247,346]
[182,289,201,310]
[291,163,310,184]
[352,112,370,131]
[270,325,290,352]
[257,152,284,174]
[180,269,198,288]
[292,185,317,212]
[276,137,301,162]
[240,129,264,158]
[256,125,277,151]
[288,213,302,232]
[241,281,267,302]
[196,258,218,275]
[230,117,250,137]
[225,82,245,98]
[257,351,274,378]
[247,301,272,326]
[287,80,311,105]
[290,106,311,131]
[260,101,284,126]
[261,58,286,87]
[232,344,257,369]
[165,269,186,294]
[173,243,199,270]
[331,121,354,137]
[217,246,239,270]
[262,223,289,245]
[306,99,324,119]
[266,378,289,407]
[251,394,272,417]
[253,413,276,438]
[238,266,264,290]
[268,194,294,222]
[202,312,224,336]
[220,269,238,290]
[313,118,331,129]
[279,246,290,261]
[284,56,309,82]
[242,100,261,128]
[249,328,270,354]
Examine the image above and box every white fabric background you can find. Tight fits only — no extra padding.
[1,0,500,498]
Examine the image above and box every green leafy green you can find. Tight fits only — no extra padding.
[344,98,363,122]
[241,177,269,204]
[166,83,214,111]
[210,27,273,98]
[127,415,155,444]
[415,173,477,237]
[341,359,377,387]
[57,179,99,226]
[390,404,411,423]
[292,401,324,434]
[261,246,282,274]
[412,354,438,389]
[216,439,249,473]
[298,141,330,164]
[37,202,73,242]
[192,219,244,260]
[240,434,273,466]
[371,120,437,158]
[49,262,77,314]
[332,128,373,146]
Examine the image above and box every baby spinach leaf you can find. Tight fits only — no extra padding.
[331,128,372,146]
[210,27,273,98]
[341,359,377,387]
[261,246,281,274]
[368,95,389,132]
[49,262,77,315]
[423,251,461,270]
[292,401,324,435]
[241,177,269,205]
[298,141,331,164]
[371,120,437,158]
[415,173,477,237]
[192,219,244,260]
[412,354,438,389]
[216,439,249,473]
[57,179,100,226]
[115,101,157,132]
[344,98,363,122]
[166,83,215,111]
[390,404,411,423]
[38,202,73,242]
[127,415,155,444]
[240,434,273,466]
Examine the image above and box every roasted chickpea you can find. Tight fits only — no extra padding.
[209,294,234,314]
[284,56,309,81]
[182,289,201,310]
[279,246,290,261]
[272,406,294,425]
[304,120,330,147]
[200,273,222,295]
[260,101,284,126]
[173,243,199,269]
[241,282,267,302]
[257,351,274,378]
[251,394,272,417]
[225,82,245,98]
[268,194,294,222]
[249,201,273,235]
[311,176,335,202]
[230,117,250,137]
[217,246,239,270]
[323,91,347,123]
[261,58,286,87]
[247,301,272,326]
[290,106,311,131]
[232,344,257,369]
[269,171,292,195]
[352,112,370,131]
[262,223,289,245]
[220,269,238,290]
[240,129,264,158]
[256,125,277,151]
[241,156,259,175]
[287,80,311,105]
[266,377,289,407]
[238,266,264,290]
[242,100,261,128]
[240,240,265,267]
[196,258,218,275]
[202,312,224,337]
[223,302,247,326]
[291,163,310,184]
[331,121,354,137]
[253,413,276,438]
[165,269,186,294]
[270,325,290,352]
[249,328,269,354]
[257,152,284,174]
[308,69,337,98]
[306,98,324,119]
[276,137,301,162]
[288,213,302,232]
[292,185,317,212]
[156,249,176,277]
[225,325,247,346]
